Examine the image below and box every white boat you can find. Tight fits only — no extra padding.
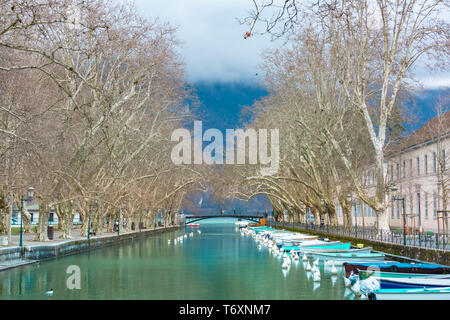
[379,275,450,288]
[374,287,450,300]
[235,221,249,228]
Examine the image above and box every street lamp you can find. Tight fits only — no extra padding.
[346,193,357,238]
[320,198,329,233]
[391,185,407,246]
[19,196,24,247]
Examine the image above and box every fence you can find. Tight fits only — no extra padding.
[268,220,449,251]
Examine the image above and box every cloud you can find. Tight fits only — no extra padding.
[132,0,279,83]
[131,0,449,88]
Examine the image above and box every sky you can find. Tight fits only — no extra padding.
[131,0,450,88]
[132,0,280,84]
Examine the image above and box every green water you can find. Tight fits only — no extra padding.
[0,218,355,299]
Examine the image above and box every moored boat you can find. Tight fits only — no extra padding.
[374,287,450,300]
[344,261,450,278]
[312,251,386,262]
[187,223,200,227]
[301,246,372,255]
[291,242,352,252]
[379,276,450,289]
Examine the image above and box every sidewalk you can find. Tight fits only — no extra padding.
[4,225,171,247]
[0,225,180,272]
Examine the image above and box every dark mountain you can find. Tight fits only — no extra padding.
[181,81,448,215]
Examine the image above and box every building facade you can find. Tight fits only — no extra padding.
[335,111,449,233]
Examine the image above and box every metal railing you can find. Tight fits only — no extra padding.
[268,220,449,251]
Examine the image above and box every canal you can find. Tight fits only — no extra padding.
[0,218,355,300]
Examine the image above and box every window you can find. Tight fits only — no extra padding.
[425,192,428,219]
[433,191,437,219]
[390,165,394,182]
[396,163,400,180]
[424,154,428,174]
[402,161,406,178]
[433,152,437,173]
[410,196,413,216]
[410,159,413,176]
[416,157,420,175]
[416,192,421,223]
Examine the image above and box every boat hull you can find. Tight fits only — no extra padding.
[344,262,450,278]
[313,252,385,260]
[380,276,450,289]
[374,287,450,300]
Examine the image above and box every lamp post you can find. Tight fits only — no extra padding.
[320,199,329,234]
[346,193,356,238]
[117,209,120,236]
[391,186,407,246]
[19,196,24,247]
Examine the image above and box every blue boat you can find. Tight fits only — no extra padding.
[374,287,450,300]
[282,242,351,252]
[344,261,450,278]
[380,276,450,289]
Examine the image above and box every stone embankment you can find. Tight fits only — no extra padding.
[0,226,180,272]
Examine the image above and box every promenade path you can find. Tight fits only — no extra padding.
[0,225,178,271]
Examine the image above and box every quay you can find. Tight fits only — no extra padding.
[268,221,450,265]
[0,225,181,272]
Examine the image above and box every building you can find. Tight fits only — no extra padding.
[10,187,81,227]
[335,111,449,233]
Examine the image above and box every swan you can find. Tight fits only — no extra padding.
[45,289,54,296]
[351,280,361,297]
[282,260,290,269]
[344,277,351,287]
[311,264,318,274]
[313,259,319,267]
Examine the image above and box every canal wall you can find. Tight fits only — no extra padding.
[268,223,450,266]
[0,226,180,271]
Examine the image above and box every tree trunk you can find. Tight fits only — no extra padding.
[22,206,32,233]
[375,149,390,232]
[342,204,352,229]
[328,205,338,226]
[36,201,49,241]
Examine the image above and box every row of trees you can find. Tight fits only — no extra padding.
[0,0,206,241]
[221,0,449,232]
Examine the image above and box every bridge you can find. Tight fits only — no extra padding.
[184,214,264,225]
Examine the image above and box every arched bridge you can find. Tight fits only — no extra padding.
[185,214,263,225]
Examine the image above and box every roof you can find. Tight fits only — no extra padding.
[387,110,450,156]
